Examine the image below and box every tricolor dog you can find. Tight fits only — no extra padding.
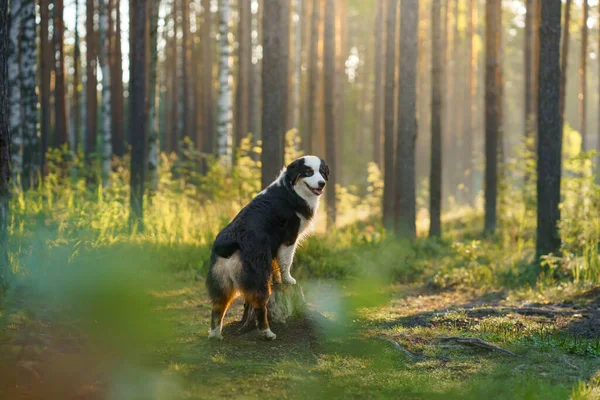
[206,155,329,340]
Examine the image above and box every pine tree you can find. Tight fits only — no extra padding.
[305,0,320,155]
[111,0,125,157]
[201,0,214,167]
[235,0,251,152]
[372,0,384,169]
[430,0,442,237]
[148,0,160,189]
[559,0,572,133]
[86,0,98,158]
[324,0,336,228]
[579,0,589,151]
[39,0,51,172]
[54,0,69,147]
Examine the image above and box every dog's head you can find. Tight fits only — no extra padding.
[285,156,330,200]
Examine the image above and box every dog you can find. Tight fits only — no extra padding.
[206,155,329,340]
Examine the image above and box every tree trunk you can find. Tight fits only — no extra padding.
[382,0,397,231]
[484,0,500,233]
[20,0,38,189]
[181,0,192,145]
[536,0,562,261]
[201,0,214,168]
[248,0,260,143]
[73,0,82,154]
[524,0,533,142]
[8,0,22,182]
[0,0,11,296]
[530,0,541,150]
[235,0,251,153]
[372,0,384,169]
[111,0,124,157]
[39,0,51,173]
[129,0,148,232]
[99,0,112,182]
[324,0,336,228]
[86,0,97,159]
[429,0,442,238]
[291,0,302,136]
[579,0,588,152]
[54,0,69,148]
[305,0,319,155]
[559,0,571,135]
[394,0,418,238]
[216,0,232,165]
[169,3,179,154]
[148,0,160,190]
[464,0,476,205]
[261,0,289,188]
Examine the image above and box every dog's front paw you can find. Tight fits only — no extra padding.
[260,328,277,340]
[208,328,224,341]
[282,274,297,285]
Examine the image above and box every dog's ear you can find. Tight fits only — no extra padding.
[320,159,330,181]
[286,158,304,186]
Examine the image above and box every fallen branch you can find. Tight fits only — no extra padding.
[376,336,425,361]
[436,336,517,357]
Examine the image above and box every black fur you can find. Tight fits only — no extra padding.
[206,158,316,301]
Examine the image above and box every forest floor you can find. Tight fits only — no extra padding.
[149,275,600,400]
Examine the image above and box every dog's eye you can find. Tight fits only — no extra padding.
[305,169,314,177]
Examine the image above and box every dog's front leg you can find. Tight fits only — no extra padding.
[277,245,297,285]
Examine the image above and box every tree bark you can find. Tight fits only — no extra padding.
[372,0,384,169]
[324,0,336,229]
[39,0,51,173]
[559,0,571,135]
[201,0,214,168]
[579,0,589,151]
[73,0,82,154]
[111,0,124,157]
[235,0,251,153]
[394,0,418,239]
[429,0,442,238]
[524,0,533,142]
[0,0,12,296]
[129,0,148,232]
[536,0,562,261]
[382,0,397,231]
[99,0,112,182]
[54,0,69,148]
[248,0,260,144]
[8,0,22,181]
[169,4,179,154]
[484,0,500,233]
[305,0,319,155]
[181,0,192,145]
[86,0,98,159]
[464,0,476,205]
[261,0,289,188]
[148,0,160,190]
[216,0,232,165]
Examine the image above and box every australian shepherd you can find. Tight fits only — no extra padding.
[206,155,329,340]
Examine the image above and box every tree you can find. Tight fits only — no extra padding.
[86,0,97,158]
[305,0,319,155]
[559,0,571,135]
[382,0,397,231]
[216,0,232,164]
[394,0,418,238]
[129,0,148,231]
[536,0,562,260]
[579,0,588,151]
[235,0,251,152]
[99,0,112,181]
[111,0,125,157]
[372,0,384,169]
[430,0,442,238]
[54,0,69,147]
[73,0,82,153]
[148,0,160,189]
[20,0,38,188]
[8,0,22,181]
[524,0,533,140]
[484,0,501,233]
[201,0,214,168]
[261,0,289,188]
[324,0,336,228]
[464,0,477,203]
[0,0,12,295]
[39,0,51,172]
[291,0,302,135]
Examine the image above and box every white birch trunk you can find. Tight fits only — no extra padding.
[20,0,38,188]
[99,0,112,182]
[292,0,302,135]
[9,0,22,183]
[216,0,232,165]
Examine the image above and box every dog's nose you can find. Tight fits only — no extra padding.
[318,180,326,188]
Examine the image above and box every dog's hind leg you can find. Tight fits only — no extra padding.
[246,291,276,340]
[209,288,236,340]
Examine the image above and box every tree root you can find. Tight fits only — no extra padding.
[435,336,517,357]
[376,336,425,361]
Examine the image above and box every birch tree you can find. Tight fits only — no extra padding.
[0,0,11,295]
[216,0,232,164]
[99,0,112,181]
[8,0,22,181]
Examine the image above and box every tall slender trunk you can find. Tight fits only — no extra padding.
[54,0,69,147]
[129,0,148,232]
[73,0,82,154]
[372,0,384,168]
[248,0,260,142]
[305,0,319,154]
[8,0,22,181]
[86,0,98,158]
[111,0,124,157]
[484,0,500,233]
[216,0,232,164]
[148,0,160,189]
[536,0,562,261]
[324,0,336,228]
[524,0,533,141]
[99,0,112,181]
[235,0,251,153]
[39,0,51,172]
[201,0,214,165]
[0,0,12,293]
[291,0,302,136]
[181,0,192,144]
[169,3,179,153]
[20,0,38,188]
[559,0,571,134]
[430,0,442,237]
[394,0,418,238]
[579,0,589,151]
[382,0,397,230]
[464,0,476,204]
